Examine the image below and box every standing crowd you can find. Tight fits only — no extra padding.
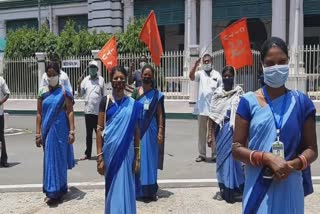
[0,37,318,214]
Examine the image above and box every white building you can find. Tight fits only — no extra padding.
[0,0,319,52]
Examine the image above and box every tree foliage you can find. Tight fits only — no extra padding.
[5,18,147,58]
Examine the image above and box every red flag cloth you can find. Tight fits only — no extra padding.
[220,18,253,69]
[98,35,118,72]
[139,11,163,66]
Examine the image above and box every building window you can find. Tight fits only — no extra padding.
[58,14,88,34]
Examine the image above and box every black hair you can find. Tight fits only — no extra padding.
[222,66,235,77]
[202,54,213,61]
[141,64,155,75]
[110,66,127,79]
[261,37,288,61]
[46,62,60,74]
[48,53,60,62]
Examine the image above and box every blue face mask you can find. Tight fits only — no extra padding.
[263,64,289,88]
[223,78,234,91]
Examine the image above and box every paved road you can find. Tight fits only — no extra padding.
[1,186,320,214]
[0,116,319,186]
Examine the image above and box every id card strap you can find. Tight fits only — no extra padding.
[262,86,288,139]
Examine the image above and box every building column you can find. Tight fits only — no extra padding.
[289,0,304,47]
[272,0,286,41]
[0,20,6,39]
[199,0,212,55]
[184,0,197,51]
[123,0,134,31]
[52,16,59,35]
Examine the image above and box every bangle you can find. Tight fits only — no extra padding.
[97,152,103,157]
[134,147,140,150]
[69,130,75,134]
[97,125,104,131]
[249,150,256,166]
[159,126,164,129]
[298,155,308,170]
[35,134,41,137]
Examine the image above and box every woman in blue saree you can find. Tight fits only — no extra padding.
[36,62,75,205]
[132,64,165,201]
[208,66,244,203]
[232,37,318,214]
[96,66,142,214]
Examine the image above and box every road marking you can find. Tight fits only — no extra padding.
[1,177,320,190]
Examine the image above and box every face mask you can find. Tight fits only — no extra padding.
[263,64,289,88]
[48,76,59,87]
[143,77,153,84]
[223,78,234,91]
[140,62,147,69]
[89,67,98,78]
[203,63,212,72]
[111,80,126,92]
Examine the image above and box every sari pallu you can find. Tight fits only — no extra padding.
[238,91,315,214]
[135,89,165,198]
[103,97,142,214]
[41,86,75,200]
[210,87,244,203]
[215,119,244,203]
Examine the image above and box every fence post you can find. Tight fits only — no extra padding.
[91,50,102,76]
[189,45,199,104]
[35,52,47,89]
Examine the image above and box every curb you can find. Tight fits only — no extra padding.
[1,177,320,193]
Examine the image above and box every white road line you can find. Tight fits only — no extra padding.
[1,177,320,190]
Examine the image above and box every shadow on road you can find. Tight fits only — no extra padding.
[63,186,87,203]
[158,189,174,199]
[0,162,21,168]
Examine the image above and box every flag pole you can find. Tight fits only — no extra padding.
[200,33,222,57]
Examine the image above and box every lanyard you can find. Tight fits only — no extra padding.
[262,86,288,141]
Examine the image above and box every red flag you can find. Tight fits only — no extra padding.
[139,11,163,66]
[220,18,253,69]
[98,35,118,72]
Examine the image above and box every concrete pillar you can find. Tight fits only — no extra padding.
[272,0,286,41]
[35,52,47,88]
[199,0,212,55]
[189,45,200,104]
[190,0,197,45]
[289,0,304,47]
[91,50,102,76]
[52,16,59,35]
[184,0,197,52]
[0,20,6,39]
[123,0,134,31]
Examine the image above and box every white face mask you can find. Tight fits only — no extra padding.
[263,64,289,88]
[202,63,212,72]
[48,76,59,87]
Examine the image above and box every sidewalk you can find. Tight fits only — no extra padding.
[1,186,319,214]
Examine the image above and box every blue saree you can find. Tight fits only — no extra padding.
[103,96,142,214]
[237,90,315,214]
[40,86,75,200]
[215,110,244,203]
[135,89,165,199]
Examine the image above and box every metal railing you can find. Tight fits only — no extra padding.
[2,57,38,99]
[2,47,320,100]
[212,49,261,93]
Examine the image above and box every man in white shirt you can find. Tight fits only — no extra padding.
[0,77,10,167]
[189,54,223,162]
[77,60,105,160]
[40,53,73,93]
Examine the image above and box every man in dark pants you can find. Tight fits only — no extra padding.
[77,61,104,160]
[0,77,10,167]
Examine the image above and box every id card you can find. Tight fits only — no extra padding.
[144,100,150,111]
[272,141,285,159]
